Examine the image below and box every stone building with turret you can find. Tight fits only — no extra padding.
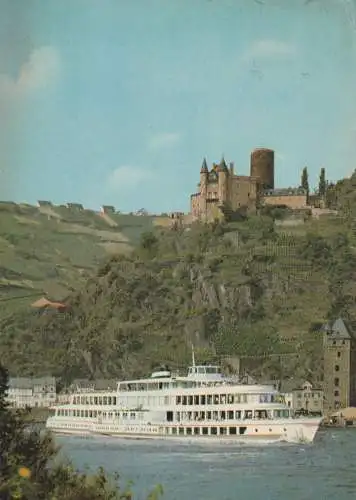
[322,318,356,412]
[190,156,261,221]
[190,148,309,221]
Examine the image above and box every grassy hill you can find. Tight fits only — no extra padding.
[0,201,165,313]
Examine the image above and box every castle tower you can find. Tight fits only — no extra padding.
[199,158,209,219]
[250,148,275,190]
[322,318,356,412]
[217,156,229,205]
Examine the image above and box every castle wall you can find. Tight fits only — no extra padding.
[190,193,200,218]
[206,183,219,200]
[230,176,259,210]
[262,194,307,209]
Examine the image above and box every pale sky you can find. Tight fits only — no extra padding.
[1,0,356,212]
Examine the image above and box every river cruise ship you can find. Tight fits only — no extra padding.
[46,359,322,444]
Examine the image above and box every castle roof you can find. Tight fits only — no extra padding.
[321,318,354,340]
[217,156,228,172]
[200,158,208,173]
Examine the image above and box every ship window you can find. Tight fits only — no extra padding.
[220,411,226,420]
[94,397,98,405]
[239,427,247,435]
[179,427,184,435]
[99,397,103,405]
[186,427,192,435]
[207,411,212,420]
[202,427,208,435]
[229,427,237,435]
[103,397,107,405]
[194,427,200,435]
[335,365,340,372]
[235,411,242,419]
[200,395,206,405]
[255,410,268,419]
[334,378,340,387]
[214,395,219,404]
[337,351,341,357]
[194,395,199,405]
[84,410,88,418]
[172,427,177,435]
[220,395,226,404]
[198,367,205,374]
[113,397,117,405]
[182,396,187,405]
[227,394,233,404]
[219,427,227,435]
[188,396,193,405]
[176,396,181,404]
[207,395,212,404]
[334,390,339,397]
[234,394,241,403]
[244,410,252,419]
[211,427,218,435]
[228,411,234,420]
[167,411,173,422]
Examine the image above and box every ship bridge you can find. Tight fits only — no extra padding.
[186,365,225,381]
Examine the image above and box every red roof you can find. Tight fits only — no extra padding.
[31,297,67,310]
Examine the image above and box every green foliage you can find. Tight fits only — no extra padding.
[0,364,162,500]
[318,167,326,197]
[300,166,309,194]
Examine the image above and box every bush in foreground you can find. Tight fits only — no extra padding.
[0,363,163,500]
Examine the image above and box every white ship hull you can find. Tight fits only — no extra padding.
[46,417,321,444]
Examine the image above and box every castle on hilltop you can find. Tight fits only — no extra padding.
[190,148,308,221]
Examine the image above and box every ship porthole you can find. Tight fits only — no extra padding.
[283,428,287,432]
[269,428,272,432]
[255,429,258,432]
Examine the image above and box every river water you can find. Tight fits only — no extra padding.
[57,428,355,500]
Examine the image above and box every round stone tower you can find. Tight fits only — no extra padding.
[250,148,275,190]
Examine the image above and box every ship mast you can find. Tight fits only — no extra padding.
[192,344,196,367]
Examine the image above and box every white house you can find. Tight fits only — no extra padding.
[7,377,56,408]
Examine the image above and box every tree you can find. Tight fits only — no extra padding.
[318,167,326,197]
[140,231,159,254]
[0,363,163,500]
[301,167,309,198]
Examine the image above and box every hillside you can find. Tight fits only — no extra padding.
[0,201,167,314]
[2,208,356,383]
[1,174,356,383]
